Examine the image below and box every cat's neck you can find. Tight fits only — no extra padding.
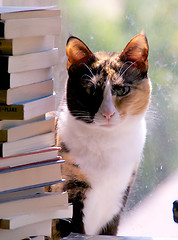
[58,105,147,163]
[58,105,146,185]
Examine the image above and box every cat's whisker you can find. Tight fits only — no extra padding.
[120,61,137,78]
[81,74,93,81]
[82,63,95,78]
[70,110,90,114]
[118,61,133,77]
[81,75,97,89]
[70,110,91,119]
[119,61,137,79]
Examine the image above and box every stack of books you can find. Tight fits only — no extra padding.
[0,6,72,240]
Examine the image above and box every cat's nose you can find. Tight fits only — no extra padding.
[102,111,115,121]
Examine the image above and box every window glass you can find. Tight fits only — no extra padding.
[58,0,178,237]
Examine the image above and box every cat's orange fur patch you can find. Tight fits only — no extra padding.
[114,78,151,118]
[50,150,89,193]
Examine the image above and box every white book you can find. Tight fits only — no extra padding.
[0,7,60,20]
[0,116,55,142]
[0,131,55,157]
[29,236,47,240]
[0,187,45,202]
[0,35,55,55]
[0,115,45,129]
[0,16,61,39]
[4,67,53,89]
[0,204,73,229]
[0,220,51,240]
[0,191,68,218]
[0,79,53,104]
[0,146,60,169]
[0,159,62,192]
[0,94,56,120]
[0,48,58,73]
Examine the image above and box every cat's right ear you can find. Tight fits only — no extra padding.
[66,36,95,70]
[120,32,149,73]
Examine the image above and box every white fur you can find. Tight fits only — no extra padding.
[99,81,116,120]
[58,83,147,235]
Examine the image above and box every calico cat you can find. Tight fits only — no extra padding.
[51,32,151,239]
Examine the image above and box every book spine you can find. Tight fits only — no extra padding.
[0,21,5,38]
[0,130,7,142]
[0,72,10,90]
[0,219,9,229]
[0,159,64,174]
[0,90,7,104]
[0,179,65,194]
[0,105,24,120]
[0,39,12,55]
[0,56,8,72]
[0,145,2,159]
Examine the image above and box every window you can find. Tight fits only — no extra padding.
[58,0,178,237]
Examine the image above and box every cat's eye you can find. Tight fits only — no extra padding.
[85,85,96,95]
[112,86,130,97]
[86,87,92,95]
[80,77,96,96]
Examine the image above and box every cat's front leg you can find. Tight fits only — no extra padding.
[82,176,124,235]
[99,213,120,235]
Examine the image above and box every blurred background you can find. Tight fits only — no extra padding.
[57,0,178,237]
[57,0,178,207]
[2,0,178,237]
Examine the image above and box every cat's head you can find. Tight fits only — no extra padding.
[65,32,151,128]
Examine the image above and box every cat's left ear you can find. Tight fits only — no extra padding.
[120,32,149,72]
[66,36,95,70]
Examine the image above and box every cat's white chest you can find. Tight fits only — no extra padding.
[59,111,146,235]
[79,126,145,235]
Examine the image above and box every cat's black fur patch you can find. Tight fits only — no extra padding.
[55,218,73,238]
[60,142,70,153]
[99,214,120,235]
[67,64,104,124]
[62,179,90,234]
[121,64,148,85]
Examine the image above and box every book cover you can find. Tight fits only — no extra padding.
[0,6,60,20]
[0,204,73,229]
[0,16,61,39]
[0,179,65,195]
[0,187,45,202]
[0,48,58,73]
[0,220,51,240]
[0,159,63,192]
[0,146,60,169]
[0,191,68,218]
[0,35,55,56]
[0,94,55,120]
[0,79,53,105]
[0,67,53,90]
[0,115,45,129]
[0,157,63,172]
[0,131,55,157]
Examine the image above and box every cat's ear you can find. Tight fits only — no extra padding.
[66,36,95,70]
[120,32,149,72]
